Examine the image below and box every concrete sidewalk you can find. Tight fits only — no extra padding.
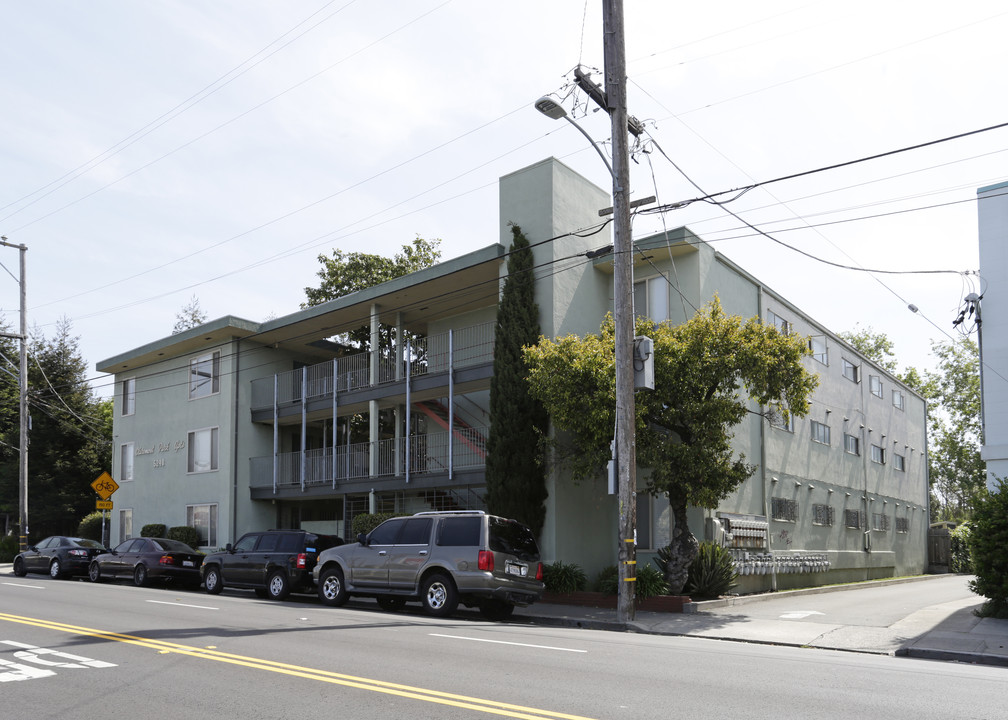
[4,563,1005,667]
[513,575,1008,668]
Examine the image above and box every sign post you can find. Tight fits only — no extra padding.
[91,472,119,547]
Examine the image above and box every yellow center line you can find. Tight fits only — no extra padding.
[0,612,596,720]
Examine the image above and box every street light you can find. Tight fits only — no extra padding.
[534,91,637,623]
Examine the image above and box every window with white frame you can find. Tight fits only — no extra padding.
[871,444,886,465]
[633,277,669,322]
[186,503,218,547]
[872,513,890,532]
[767,310,791,335]
[189,350,221,400]
[893,453,905,471]
[844,433,860,456]
[869,374,883,398]
[121,377,135,416]
[842,358,860,383]
[810,420,830,445]
[187,427,219,473]
[892,389,905,411]
[120,442,134,482]
[809,336,828,364]
[118,508,133,544]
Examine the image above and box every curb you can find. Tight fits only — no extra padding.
[896,647,1008,667]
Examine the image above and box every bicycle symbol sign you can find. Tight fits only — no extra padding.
[91,472,119,500]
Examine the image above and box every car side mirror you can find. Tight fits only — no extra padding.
[225,543,234,553]
[357,533,368,546]
[29,545,37,552]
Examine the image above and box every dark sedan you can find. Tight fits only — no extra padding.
[88,537,204,587]
[12,536,109,579]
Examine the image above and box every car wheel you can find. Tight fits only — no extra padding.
[266,570,290,600]
[318,567,348,607]
[376,596,406,613]
[133,564,148,587]
[49,559,63,579]
[478,600,515,622]
[13,557,27,577]
[420,573,458,617]
[204,566,223,595]
[88,562,102,583]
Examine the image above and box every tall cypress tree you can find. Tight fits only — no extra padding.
[484,224,549,535]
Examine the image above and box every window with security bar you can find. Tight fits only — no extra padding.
[812,504,834,527]
[844,509,866,529]
[771,497,798,522]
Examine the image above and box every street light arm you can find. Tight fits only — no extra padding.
[561,115,617,185]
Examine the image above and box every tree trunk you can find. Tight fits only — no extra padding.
[665,489,699,594]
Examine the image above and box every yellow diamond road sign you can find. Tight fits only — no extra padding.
[96,500,113,510]
[91,472,119,500]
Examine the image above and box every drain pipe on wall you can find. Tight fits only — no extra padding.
[757,284,777,592]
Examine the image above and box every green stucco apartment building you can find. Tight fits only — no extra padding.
[98,158,929,592]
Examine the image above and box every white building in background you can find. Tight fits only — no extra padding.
[97,157,928,593]
[978,180,1008,492]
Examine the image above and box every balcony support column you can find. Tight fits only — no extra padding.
[395,312,403,381]
[301,367,307,492]
[370,303,380,386]
[273,374,279,495]
[406,338,412,484]
[332,359,339,489]
[448,328,454,480]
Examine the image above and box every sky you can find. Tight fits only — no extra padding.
[1,1,1005,400]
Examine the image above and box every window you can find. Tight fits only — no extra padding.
[842,358,860,383]
[436,516,481,546]
[872,513,890,532]
[844,509,866,529]
[118,508,133,544]
[189,350,221,400]
[871,444,886,465]
[892,389,905,411]
[187,427,219,473]
[186,503,218,546]
[869,375,882,398]
[810,420,831,445]
[844,433,860,456]
[120,442,134,482]
[771,497,798,522]
[770,407,795,432]
[234,533,258,552]
[812,504,834,527]
[121,377,135,416]
[809,336,828,365]
[633,277,669,322]
[767,310,791,335]
[893,453,905,471]
[398,517,433,545]
[895,516,909,533]
[368,518,405,545]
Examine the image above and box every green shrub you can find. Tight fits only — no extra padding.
[542,561,587,594]
[0,535,18,563]
[77,511,105,542]
[635,563,670,599]
[968,480,1008,618]
[141,523,167,538]
[685,542,738,599]
[950,523,974,574]
[167,525,202,549]
[594,565,618,594]
[351,513,404,537]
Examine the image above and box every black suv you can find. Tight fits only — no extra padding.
[313,511,544,620]
[201,530,342,600]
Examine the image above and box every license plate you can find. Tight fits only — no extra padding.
[183,560,194,567]
[506,562,527,577]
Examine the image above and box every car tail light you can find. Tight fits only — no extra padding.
[296,552,307,569]
[535,562,543,581]
[160,555,174,566]
[68,549,87,558]
[478,550,494,572]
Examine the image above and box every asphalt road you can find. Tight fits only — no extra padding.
[2,574,1006,720]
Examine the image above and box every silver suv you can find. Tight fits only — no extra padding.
[313,511,544,620]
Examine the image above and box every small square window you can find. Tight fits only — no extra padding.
[894,453,905,471]
[812,504,834,527]
[809,336,828,364]
[770,407,795,432]
[842,358,860,383]
[771,497,798,522]
[892,389,905,411]
[187,427,219,473]
[895,516,909,533]
[768,310,791,336]
[190,351,221,400]
[873,513,890,532]
[810,420,831,445]
[871,444,886,465]
[844,433,860,455]
[844,509,866,529]
[869,375,882,398]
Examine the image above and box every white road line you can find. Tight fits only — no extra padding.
[146,600,219,610]
[1,582,45,589]
[429,633,587,653]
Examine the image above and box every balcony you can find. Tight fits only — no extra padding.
[249,425,488,497]
[250,322,495,412]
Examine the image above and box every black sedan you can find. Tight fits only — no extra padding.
[88,537,204,587]
[12,536,109,579]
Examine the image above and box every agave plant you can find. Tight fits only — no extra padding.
[685,542,738,599]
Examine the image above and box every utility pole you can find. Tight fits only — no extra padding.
[0,236,28,551]
[602,0,637,623]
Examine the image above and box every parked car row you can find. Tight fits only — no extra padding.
[11,511,546,622]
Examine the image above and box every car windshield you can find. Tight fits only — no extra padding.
[488,517,540,561]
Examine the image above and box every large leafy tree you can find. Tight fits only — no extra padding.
[0,319,112,540]
[484,224,549,535]
[524,297,818,591]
